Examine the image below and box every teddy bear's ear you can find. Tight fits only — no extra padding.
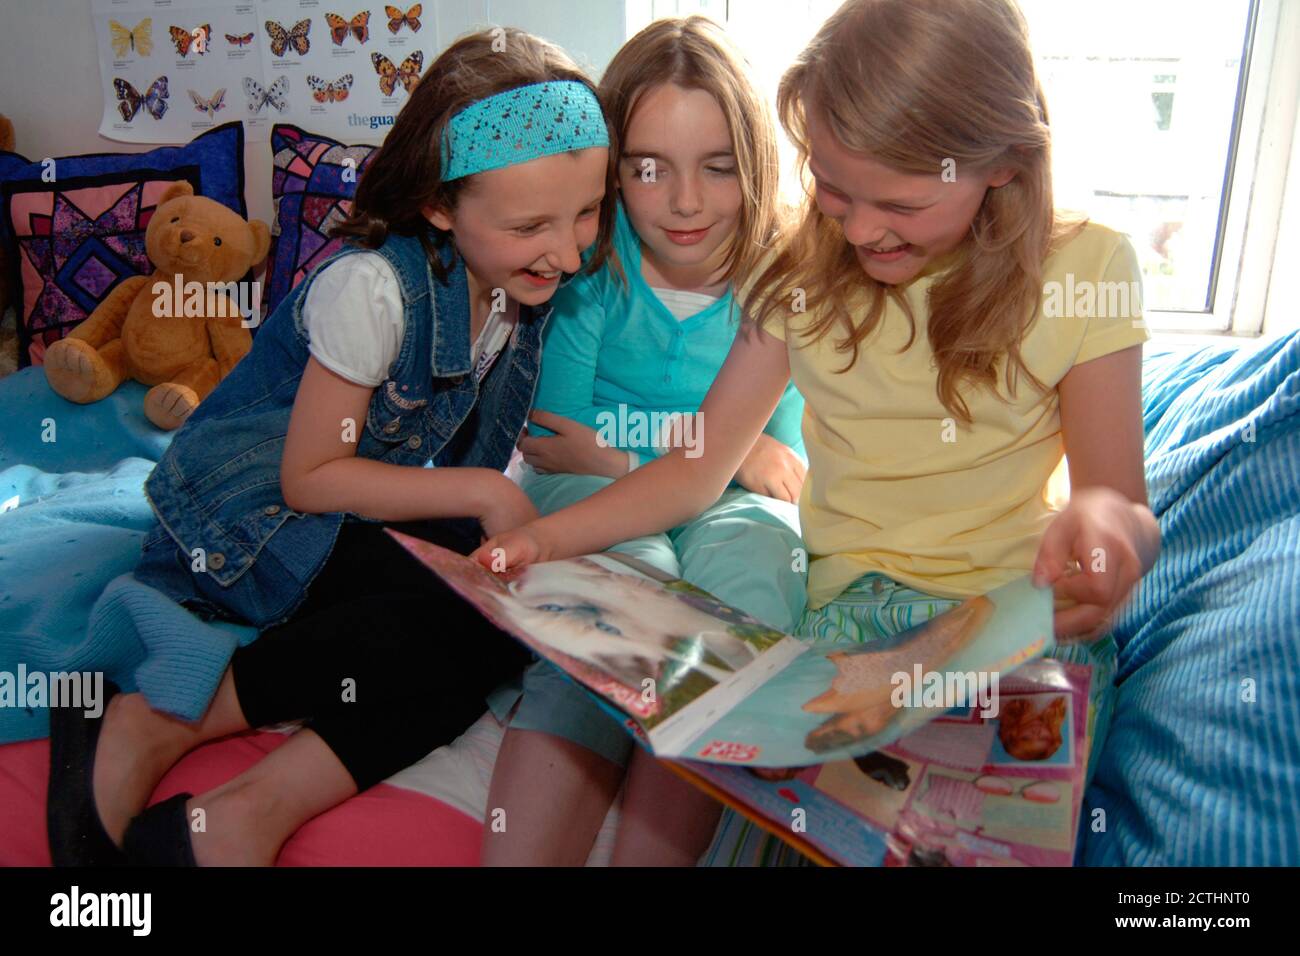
[246,218,272,267]
[159,180,196,205]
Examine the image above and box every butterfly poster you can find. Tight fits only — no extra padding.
[94,0,444,143]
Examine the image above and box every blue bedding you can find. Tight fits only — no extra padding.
[1081,331,1300,865]
[2,335,1297,865]
[0,369,254,743]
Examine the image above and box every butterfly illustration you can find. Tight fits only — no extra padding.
[113,76,169,122]
[168,23,211,57]
[325,11,370,46]
[188,88,227,118]
[243,75,289,114]
[385,4,422,34]
[371,51,423,96]
[265,18,311,57]
[307,73,354,104]
[226,32,254,47]
[108,18,152,58]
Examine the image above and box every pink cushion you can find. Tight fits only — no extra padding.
[0,123,247,368]
[0,731,482,866]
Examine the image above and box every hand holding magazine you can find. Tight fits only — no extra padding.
[391,529,1054,763]
[389,530,1094,865]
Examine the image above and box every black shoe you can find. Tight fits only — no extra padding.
[46,678,128,867]
[123,792,198,866]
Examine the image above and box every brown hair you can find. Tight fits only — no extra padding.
[744,0,1086,422]
[598,15,782,289]
[331,27,617,282]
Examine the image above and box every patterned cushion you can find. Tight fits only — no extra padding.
[264,124,377,320]
[0,123,246,368]
[1082,331,1300,865]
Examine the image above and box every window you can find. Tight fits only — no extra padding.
[1019,0,1260,331]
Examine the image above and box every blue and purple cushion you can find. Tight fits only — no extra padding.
[0,122,246,368]
[264,124,377,320]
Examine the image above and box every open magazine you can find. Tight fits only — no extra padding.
[670,659,1093,866]
[389,530,1092,864]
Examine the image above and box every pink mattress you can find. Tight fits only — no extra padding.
[0,731,482,866]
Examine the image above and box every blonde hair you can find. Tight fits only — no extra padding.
[745,0,1086,422]
[598,15,782,288]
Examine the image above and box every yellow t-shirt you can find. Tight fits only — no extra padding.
[756,222,1149,607]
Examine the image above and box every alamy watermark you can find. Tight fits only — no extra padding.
[891,665,999,719]
[1042,273,1144,327]
[595,405,704,458]
[151,277,263,328]
[50,886,150,936]
[0,667,104,718]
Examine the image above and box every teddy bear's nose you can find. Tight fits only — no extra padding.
[179,229,195,243]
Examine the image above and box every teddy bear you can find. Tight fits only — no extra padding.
[43,180,270,430]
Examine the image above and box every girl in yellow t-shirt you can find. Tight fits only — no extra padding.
[475,0,1161,865]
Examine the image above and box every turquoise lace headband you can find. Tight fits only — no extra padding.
[440,81,609,181]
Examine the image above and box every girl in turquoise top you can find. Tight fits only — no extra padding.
[482,16,807,865]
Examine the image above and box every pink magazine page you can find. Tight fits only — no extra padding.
[681,658,1092,866]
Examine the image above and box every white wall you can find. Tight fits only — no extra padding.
[0,0,627,230]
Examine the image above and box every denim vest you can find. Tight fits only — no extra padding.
[139,228,547,628]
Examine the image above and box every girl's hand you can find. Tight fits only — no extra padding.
[735,434,806,504]
[518,410,628,479]
[1032,487,1161,641]
[471,523,551,572]
[476,475,541,539]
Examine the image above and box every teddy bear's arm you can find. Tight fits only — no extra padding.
[67,275,154,347]
[205,312,253,378]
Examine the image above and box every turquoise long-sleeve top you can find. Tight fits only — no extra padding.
[529,201,806,469]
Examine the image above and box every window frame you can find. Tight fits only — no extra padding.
[1181,0,1295,338]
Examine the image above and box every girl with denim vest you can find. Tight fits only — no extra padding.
[480,17,808,866]
[477,0,1162,866]
[48,28,615,866]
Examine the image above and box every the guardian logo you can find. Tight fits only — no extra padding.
[347,113,397,130]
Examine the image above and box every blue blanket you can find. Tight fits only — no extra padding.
[0,369,254,743]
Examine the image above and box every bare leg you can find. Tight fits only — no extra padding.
[480,728,623,866]
[92,668,249,845]
[185,728,357,866]
[610,748,721,867]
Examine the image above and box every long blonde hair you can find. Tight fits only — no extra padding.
[598,15,782,288]
[745,0,1085,422]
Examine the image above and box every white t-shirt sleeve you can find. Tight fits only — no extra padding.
[302,253,405,387]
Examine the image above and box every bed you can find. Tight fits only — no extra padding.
[0,366,622,866]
